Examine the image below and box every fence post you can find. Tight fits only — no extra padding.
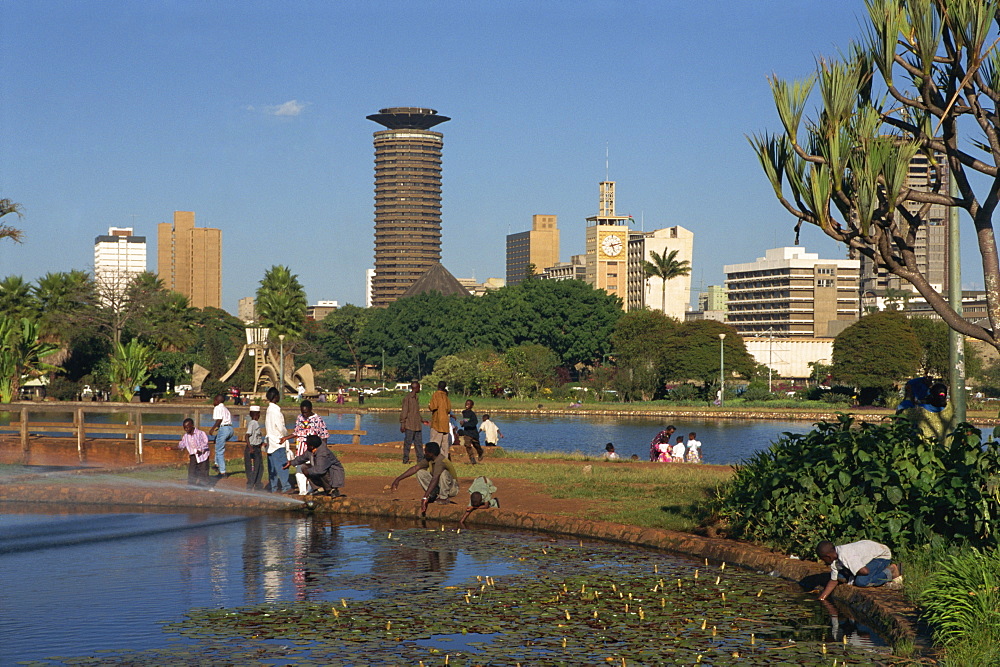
[20,406,29,464]
[353,413,362,446]
[135,409,143,464]
[76,406,84,462]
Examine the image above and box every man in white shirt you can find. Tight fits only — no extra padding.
[479,414,503,448]
[208,394,234,476]
[817,540,902,599]
[264,387,291,493]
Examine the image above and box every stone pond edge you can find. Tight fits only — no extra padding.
[0,483,918,650]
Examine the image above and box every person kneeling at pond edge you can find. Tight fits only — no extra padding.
[460,476,500,527]
[816,539,902,600]
[283,435,345,497]
[391,441,460,515]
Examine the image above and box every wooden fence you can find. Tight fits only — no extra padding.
[0,402,367,465]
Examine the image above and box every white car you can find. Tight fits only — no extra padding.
[175,384,193,397]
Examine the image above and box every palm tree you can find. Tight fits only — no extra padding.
[256,265,307,339]
[642,249,691,313]
[0,275,38,320]
[0,316,61,402]
[0,198,24,243]
[108,338,155,402]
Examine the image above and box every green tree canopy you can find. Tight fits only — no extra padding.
[752,0,1000,353]
[610,309,680,401]
[832,312,921,391]
[909,317,982,381]
[661,320,756,386]
[479,279,622,367]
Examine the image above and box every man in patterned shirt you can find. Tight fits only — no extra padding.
[280,399,329,495]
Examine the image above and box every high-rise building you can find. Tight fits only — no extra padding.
[724,247,860,338]
[94,227,146,298]
[365,268,376,308]
[157,211,222,310]
[625,225,694,318]
[585,182,632,302]
[856,152,950,306]
[506,215,560,285]
[367,107,450,307]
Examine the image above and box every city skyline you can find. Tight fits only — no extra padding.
[1,1,985,312]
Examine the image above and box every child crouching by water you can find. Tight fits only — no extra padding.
[459,476,500,527]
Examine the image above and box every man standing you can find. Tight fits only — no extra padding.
[208,394,235,476]
[459,399,483,464]
[244,405,264,490]
[166,418,211,487]
[391,442,460,515]
[399,380,424,465]
[427,380,452,459]
[264,387,291,493]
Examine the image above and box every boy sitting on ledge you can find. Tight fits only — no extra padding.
[816,539,902,600]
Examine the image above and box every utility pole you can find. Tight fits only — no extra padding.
[949,163,966,421]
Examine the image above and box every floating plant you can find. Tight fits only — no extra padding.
[38,528,906,665]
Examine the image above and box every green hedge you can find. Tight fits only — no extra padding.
[716,415,1000,555]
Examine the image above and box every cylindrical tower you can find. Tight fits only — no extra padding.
[367,107,450,307]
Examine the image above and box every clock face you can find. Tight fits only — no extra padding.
[601,234,623,257]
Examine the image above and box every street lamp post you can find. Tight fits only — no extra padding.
[381,348,386,389]
[278,334,286,401]
[719,333,726,407]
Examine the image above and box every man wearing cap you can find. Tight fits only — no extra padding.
[244,405,264,490]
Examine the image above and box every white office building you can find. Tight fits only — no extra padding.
[94,227,146,296]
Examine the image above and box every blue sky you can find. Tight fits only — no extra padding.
[1,1,983,312]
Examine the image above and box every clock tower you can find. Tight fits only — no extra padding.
[585,181,632,303]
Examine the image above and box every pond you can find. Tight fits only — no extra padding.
[0,507,896,665]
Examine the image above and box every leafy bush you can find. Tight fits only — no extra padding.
[664,383,704,402]
[919,549,1000,661]
[739,381,775,402]
[716,416,1000,555]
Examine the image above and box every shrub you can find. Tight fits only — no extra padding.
[716,416,1000,555]
[664,383,703,402]
[740,381,775,402]
[919,549,1000,659]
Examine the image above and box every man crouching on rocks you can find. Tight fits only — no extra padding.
[391,442,459,515]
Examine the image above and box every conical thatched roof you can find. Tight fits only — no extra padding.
[400,263,471,298]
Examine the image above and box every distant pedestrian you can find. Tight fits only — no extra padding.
[459,399,483,464]
[244,405,264,490]
[166,418,211,487]
[336,386,345,404]
[399,380,424,465]
[650,425,675,462]
[671,436,686,463]
[479,414,503,449]
[297,382,306,400]
[685,432,702,463]
[264,387,291,493]
[603,443,619,460]
[208,394,235,476]
[428,381,452,459]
